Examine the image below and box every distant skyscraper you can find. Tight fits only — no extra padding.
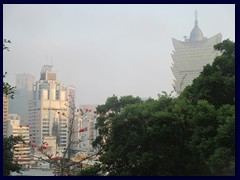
[9,74,35,124]
[29,65,69,152]
[16,74,35,91]
[171,10,222,94]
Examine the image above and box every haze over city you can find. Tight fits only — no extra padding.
[3,4,235,105]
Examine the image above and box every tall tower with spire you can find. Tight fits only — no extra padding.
[171,10,222,94]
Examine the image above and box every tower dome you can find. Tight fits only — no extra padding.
[189,10,204,42]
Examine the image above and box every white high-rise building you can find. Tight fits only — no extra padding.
[42,136,57,156]
[171,11,222,94]
[29,65,69,151]
[79,117,96,152]
[3,95,9,137]
[66,85,76,128]
[70,105,98,155]
[7,115,31,166]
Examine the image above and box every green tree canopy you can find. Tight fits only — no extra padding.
[181,39,235,107]
[82,39,235,176]
[3,136,24,176]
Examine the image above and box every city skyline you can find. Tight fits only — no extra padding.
[3,4,235,105]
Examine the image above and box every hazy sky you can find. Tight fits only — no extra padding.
[3,4,235,105]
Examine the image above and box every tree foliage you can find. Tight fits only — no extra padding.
[3,40,15,98]
[3,136,24,176]
[181,39,235,107]
[76,163,102,176]
[3,72,15,99]
[92,40,235,176]
[208,105,235,175]
[93,95,142,154]
[3,39,11,51]
[3,39,21,176]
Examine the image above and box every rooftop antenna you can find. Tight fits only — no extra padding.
[51,56,53,65]
[46,55,48,65]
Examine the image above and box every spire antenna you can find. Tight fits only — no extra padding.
[195,10,198,21]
